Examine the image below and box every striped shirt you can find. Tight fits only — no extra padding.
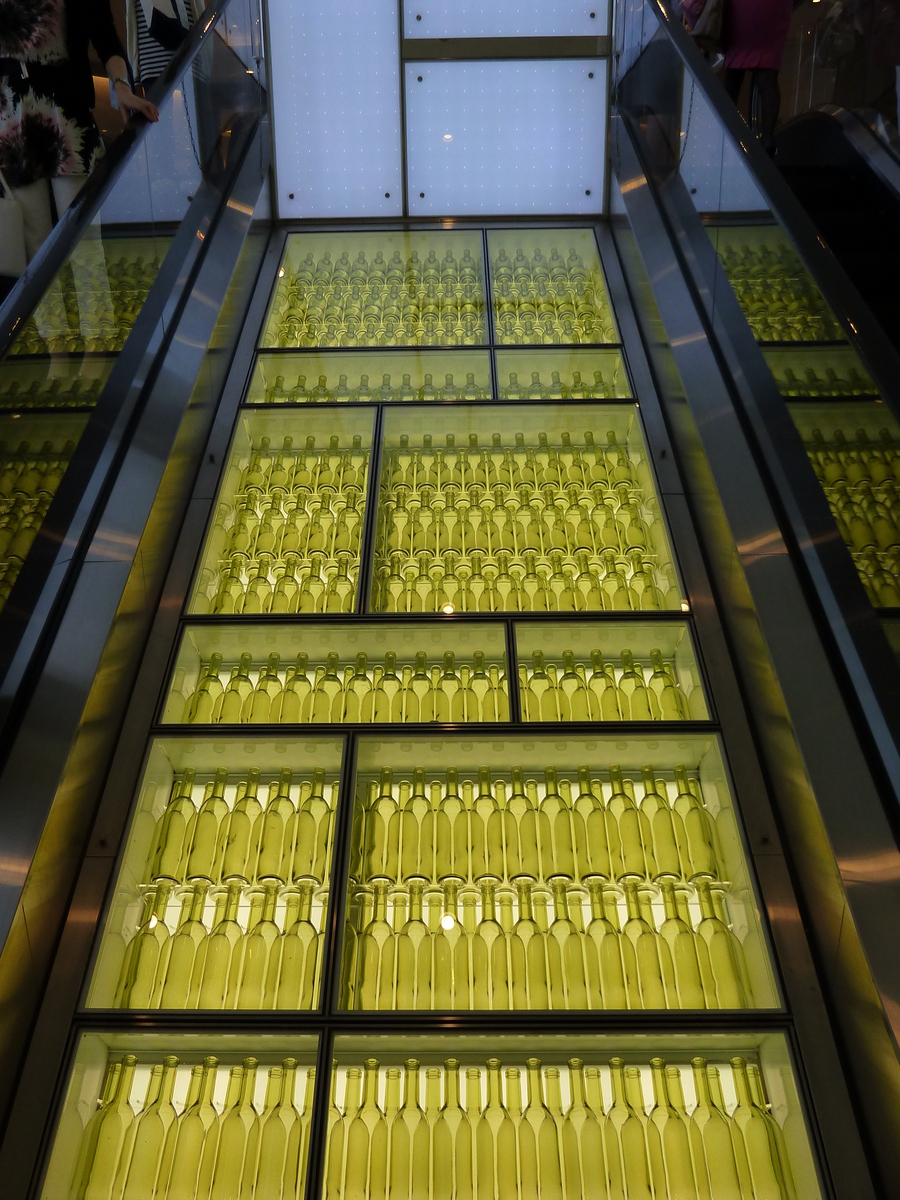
[135,2,195,88]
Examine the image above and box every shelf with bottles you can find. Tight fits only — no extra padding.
[495,348,630,400]
[370,404,682,615]
[0,353,115,411]
[164,622,510,726]
[245,350,493,405]
[324,1032,820,1200]
[189,409,374,617]
[788,402,900,607]
[761,345,877,398]
[488,229,618,346]
[0,413,87,613]
[514,621,709,723]
[40,1031,318,1200]
[339,733,777,1011]
[8,234,171,357]
[706,223,843,343]
[261,231,488,351]
[87,737,343,1010]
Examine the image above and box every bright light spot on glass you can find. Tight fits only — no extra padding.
[149,915,159,929]
[441,913,455,930]
[278,267,285,277]
[443,133,453,141]
[442,603,455,614]
[681,600,690,612]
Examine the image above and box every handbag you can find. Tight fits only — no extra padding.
[688,0,725,52]
[0,164,27,279]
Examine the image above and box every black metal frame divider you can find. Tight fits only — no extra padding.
[1,218,875,1200]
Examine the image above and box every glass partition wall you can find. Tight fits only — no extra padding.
[38,227,824,1200]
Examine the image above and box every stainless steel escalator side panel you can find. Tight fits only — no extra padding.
[610,118,893,1195]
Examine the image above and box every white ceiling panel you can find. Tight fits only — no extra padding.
[405,60,606,216]
[267,0,403,218]
[404,1,608,38]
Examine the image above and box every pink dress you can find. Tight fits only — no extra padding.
[722,0,793,70]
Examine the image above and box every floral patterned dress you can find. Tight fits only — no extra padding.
[0,0,105,187]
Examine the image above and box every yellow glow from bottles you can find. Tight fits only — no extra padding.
[441,913,455,930]
[442,603,455,614]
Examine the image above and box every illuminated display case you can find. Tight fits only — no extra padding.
[494,348,630,399]
[87,737,343,1011]
[340,733,777,1012]
[163,622,510,726]
[370,404,681,615]
[0,354,115,410]
[488,229,619,346]
[39,1032,318,1200]
[188,408,375,617]
[761,345,877,398]
[261,231,488,350]
[514,620,710,722]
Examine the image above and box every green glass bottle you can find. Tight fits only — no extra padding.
[475,1058,516,1200]
[435,769,466,883]
[730,1058,789,1200]
[292,768,332,883]
[248,653,283,723]
[747,1065,797,1200]
[219,653,254,724]
[673,767,718,881]
[606,767,648,881]
[257,769,296,884]
[548,878,587,1009]
[185,769,229,882]
[166,1056,220,1200]
[365,768,401,882]
[584,878,628,1009]
[237,880,281,1009]
[119,881,173,1009]
[399,768,433,882]
[504,768,540,881]
[277,653,312,723]
[512,878,549,1009]
[324,1065,345,1200]
[209,1058,258,1200]
[605,1058,652,1200]
[562,1058,608,1200]
[182,654,224,724]
[647,1058,697,1200]
[474,879,510,1010]
[159,881,209,1008]
[344,1058,387,1200]
[256,1058,302,1200]
[395,878,432,1010]
[689,1057,741,1200]
[120,1056,180,1200]
[574,766,610,882]
[657,880,708,1009]
[358,879,395,1010]
[639,767,683,881]
[522,1058,563,1200]
[80,1054,137,1200]
[149,770,197,882]
[388,1058,428,1200]
[621,880,672,1009]
[219,769,262,884]
[275,879,320,1009]
[695,880,748,1008]
[470,768,504,883]
[197,881,244,1008]
[433,1059,473,1200]
[432,878,467,1009]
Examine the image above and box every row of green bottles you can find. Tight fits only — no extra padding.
[716,241,842,342]
[278,247,485,296]
[146,767,336,886]
[823,480,900,553]
[852,546,900,608]
[227,434,371,502]
[803,426,900,487]
[324,1054,795,1200]
[343,876,750,1011]
[12,251,164,356]
[772,364,875,397]
[264,371,491,404]
[491,245,602,294]
[0,437,76,500]
[178,650,510,726]
[70,1054,314,1200]
[115,878,324,1010]
[0,375,104,410]
[492,287,614,346]
[497,369,623,400]
[0,495,50,610]
[519,648,701,722]
[379,428,654,495]
[349,765,722,888]
[375,548,677,614]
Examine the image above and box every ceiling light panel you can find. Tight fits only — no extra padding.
[405,60,606,216]
[268,0,402,218]
[404,1,608,37]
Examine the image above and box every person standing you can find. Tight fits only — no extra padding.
[0,0,158,260]
[720,0,794,154]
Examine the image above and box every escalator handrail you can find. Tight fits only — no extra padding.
[633,0,900,423]
[0,0,239,363]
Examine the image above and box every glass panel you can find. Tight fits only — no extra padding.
[261,231,487,350]
[761,345,878,398]
[339,733,777,1011]
[9,235,171,358]
[189,409,374,617]
[0,355,115,411]
[87,737,343,1011]
[40,1031,318,1200]
[488,229,618,345]
[788,401,900,607]
[325,1033,820,1199]
[0,413,88,612]
[883,619,900,666]
[495,348,631,400]
[164,623,510,725]
[706,223,843,343]
[371,405,681,615]
[246,350,492,404]
[405,61,607,218]
[514,620,709,721]
[403,0,607,38]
